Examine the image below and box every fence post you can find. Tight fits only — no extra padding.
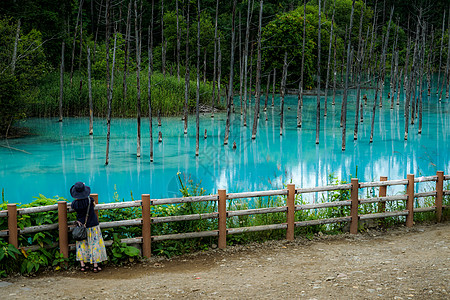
[436,171,444,222]
[57,201,69,261]
[218,189,227,249]
[378,176,388,213]
[91,193,99,219]
[141,194,152,258]
[286,184,295,241]
[7,204,18,248]
[350,178,359,234]
[406,174,414,227]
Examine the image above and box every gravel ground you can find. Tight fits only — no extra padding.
[1,222,449,299]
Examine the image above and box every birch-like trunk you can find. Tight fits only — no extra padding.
[196,0,201,156]
[341,0,356,151]
[211,0,219,117]
[271,68,276,106]
[224,0,237,145]
[242,0,252,127]
[11,19,20,74]
[280,51,288,136]
[135,0,142,157]
[251,0,264,140]
[315,0,322,144]
[297,0,307,127]
[324,3,335,117]
[436,11,446,95]
[123,2,131,107]
[161,0,166,78]
[149,0,155,162]
[105,0,111,165]
[184,2,190,134]
[176,0,180,82]
[87,46,93,135]
[59,40,65,122]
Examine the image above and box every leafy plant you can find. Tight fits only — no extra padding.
[107,233,140,265]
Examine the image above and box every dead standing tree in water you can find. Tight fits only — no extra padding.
[341,0,356,151]
[195,0,201,156]
[324,0,335,118]
[184,1,190,135]
[251,0,264,140]
[297,0,307,128]
[242,0,252,127]
[280,51,288,136]
[148,0,155,162]
[224,0,237,145]
[135,0,142,158]
[315,0,322,145]
[211,0,219,117]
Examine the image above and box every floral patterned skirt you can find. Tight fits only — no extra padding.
[76,225,108,264]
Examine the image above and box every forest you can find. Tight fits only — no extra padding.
[1,0,449,142]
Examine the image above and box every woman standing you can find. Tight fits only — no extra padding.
[70,182,108,272]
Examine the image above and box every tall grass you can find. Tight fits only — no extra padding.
[30,70,222,118]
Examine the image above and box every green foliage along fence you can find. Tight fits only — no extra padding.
[0,172,449,276]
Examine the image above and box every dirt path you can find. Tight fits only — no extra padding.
[1,223,449,299]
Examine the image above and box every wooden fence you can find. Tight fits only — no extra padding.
[1,171,449,259]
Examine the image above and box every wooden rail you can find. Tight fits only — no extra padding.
[0,172,449,259]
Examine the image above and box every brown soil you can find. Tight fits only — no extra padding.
[2,222,449,299]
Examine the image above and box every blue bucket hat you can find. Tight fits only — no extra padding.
[70,182,91,199]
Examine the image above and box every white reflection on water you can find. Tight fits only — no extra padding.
[1,86,449,204]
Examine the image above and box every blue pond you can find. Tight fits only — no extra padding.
[1,85,449,204]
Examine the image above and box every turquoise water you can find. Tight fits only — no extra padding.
[1,85,449,204]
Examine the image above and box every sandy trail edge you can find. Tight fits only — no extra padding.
[1,222,449,300]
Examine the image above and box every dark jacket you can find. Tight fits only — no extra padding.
[71,197,99,228]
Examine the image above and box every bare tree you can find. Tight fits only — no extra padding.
[341,0,356,151]
[87,46,93,135]
[242,0,252,126]
[176,0,181,82]
[436,11,446,95]
[324,1,335,117]
[251,0,264,140]
[196,0,201,156]
[316,0,322,145]
[161,0,166,78]
[297,0,307,128]
[224,0,237,145]
[280,51,288,136]
[211,0,219,117]
[184,1,190,134]
[148,0,155,162]
[59,40,64,123]
[70,0,84,85]
[122,2,132,109]
[135,0,142,157]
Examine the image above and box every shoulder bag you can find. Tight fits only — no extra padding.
[72,198,91,241]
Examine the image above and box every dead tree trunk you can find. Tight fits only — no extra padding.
[176,0,181,82]
[437,11,446,95]
[105,0,111,165]
[149,0,155,162]
[161,0,166,78]
[443,13,450,99]
[280,52,288,136]
[264,72,270,111]
[87,46,93,135]
[59,40,65,122]
[211,0,219,117]
[251,0,264,140]
[134,0,142,157]
[242,0,252,127]
[324,3,335,117]
[271,68,276,106]
[315,0,322,144]
[70,0,84,85]
[184,1,190,134]
[353,2,364,140]
[332,34,337,106]
[196,0,201,156]
[297,0,307,127]
[224,0,237,145]
[341,0,356,151]
[123,1,131,112]
[11,19,20,75]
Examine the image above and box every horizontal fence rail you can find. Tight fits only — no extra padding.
[0,172,449,259]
